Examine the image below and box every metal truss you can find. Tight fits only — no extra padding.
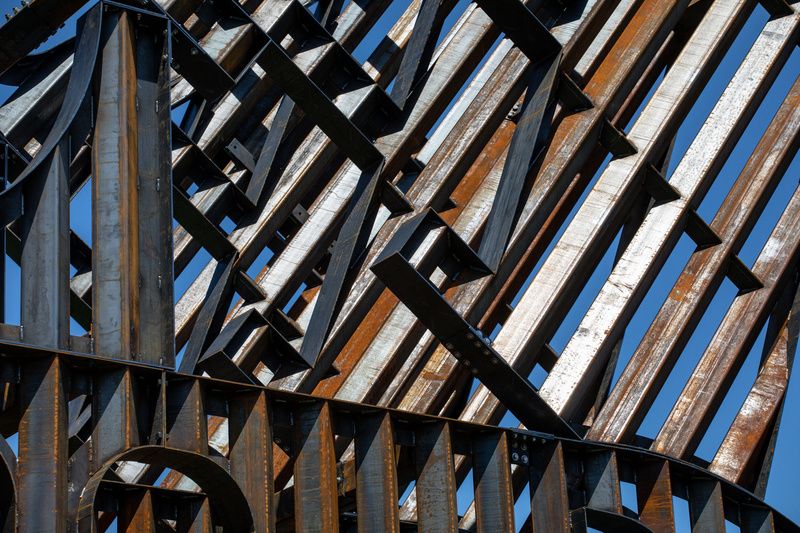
[0,0,798,530]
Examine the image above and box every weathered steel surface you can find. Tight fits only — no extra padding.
[1,0,799,530]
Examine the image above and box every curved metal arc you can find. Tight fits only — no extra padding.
[76,445,254,532]
[0,2,102,227]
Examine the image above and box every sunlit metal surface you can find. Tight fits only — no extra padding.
[0,0,798,530]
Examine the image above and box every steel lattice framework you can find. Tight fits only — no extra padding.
[0,0,798,530]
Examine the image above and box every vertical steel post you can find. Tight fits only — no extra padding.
[229,391,275,533]
[636,460,675,532]
[472,431,514,533]
[293,401,339,533]
[134,17,174,367]
[354,412,400,532]
[17,356,68,532]
[92,9,140,359]
[20,140,70,348]
[118,490,156,533]
[415,421,458,532]
[529,441,569,533]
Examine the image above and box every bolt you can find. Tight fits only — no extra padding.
[521,455,529,464]
[511,452,519,462]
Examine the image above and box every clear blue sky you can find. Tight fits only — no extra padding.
[1,0,798,529]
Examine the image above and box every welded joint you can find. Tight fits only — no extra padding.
[685,210,723,250]
[642,164,681,205]
[727,255,764,294]
[600,119,638,159]
[557,73,594,113]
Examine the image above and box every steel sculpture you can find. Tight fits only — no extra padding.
[0,0,798,530]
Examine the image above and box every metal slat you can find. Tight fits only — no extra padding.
[636,460,675,532]
[134,20,175,367]
[229,390,275,532]
[529,441,569,533]
[472,432,514,533]
[20,139,69,349]
[354,412,400,532]
[590,72,800,444]
[293,401,339,533]
[118,490,156,533]
[653,185,800,457]
[688,479,725,532]
[91,369,139,471]
[541,6,800,420]
[17,357,68,531]
[92,9,140,360]
[415,421,459,532]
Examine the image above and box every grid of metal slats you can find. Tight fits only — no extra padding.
[0,0,798,530]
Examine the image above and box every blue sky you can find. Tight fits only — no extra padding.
[1,0,799,529]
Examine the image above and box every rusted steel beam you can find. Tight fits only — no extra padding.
[5,0,800,529]
[529,441,570,533]
[1,340,800,529]
[117,490,157,533]
[229,390,275,532]
[472,431,514,533]
[741,505,777,533]
[17,357,68,532]
[414,421,459,531]
[652,184,800,458]
[166,378,208,454]
[92,9,140,360]
[477,52,561,271]
[354,412,400,532]
[91,368,139,472]
[589,71,800,444]
[455,0,709,430]
[293,401,339,533]
[636,460,675,532]
[584,450,623,513]
[709,280,799,486]
[540,6,800,420]
[307,1,603,407]
[688,478,726,532]
[19,139,69,349]
[133,17,175,367]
